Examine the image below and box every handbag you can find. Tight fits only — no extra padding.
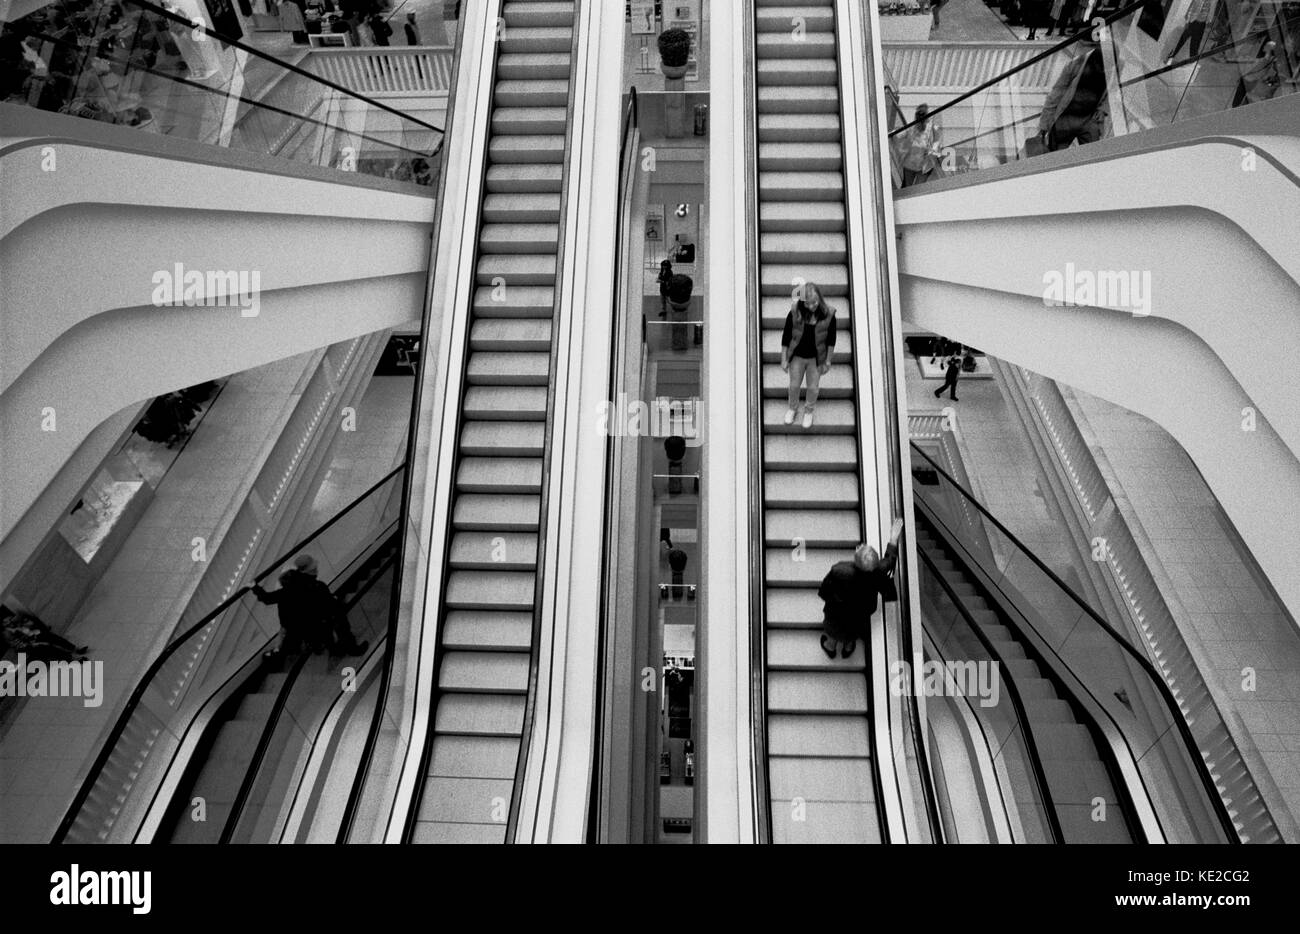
[1023,132,1049,157]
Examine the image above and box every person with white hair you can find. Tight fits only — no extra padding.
[817,519,905,660]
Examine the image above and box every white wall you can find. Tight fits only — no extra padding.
[894,133,1300,618]
[0,134,434,590]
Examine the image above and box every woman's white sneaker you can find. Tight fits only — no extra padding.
[802,409,815,429]
[784,408,797,425]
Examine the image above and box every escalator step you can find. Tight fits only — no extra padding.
[445,570,535,610]
[764,508,860,547]
[427,735,519,779]
[463,386,549,420]
[439,651,530,693]
[452,494,540,531]
[755,6,835,33]
[768,713,871,758]
[442,611,534,651]
[465,352,551,385]
[756,58,838,87]
[449,531,539,568]
[434,694,526,737]
[458,421,545,456]
[768,671,869,715]
[416,776,516,824]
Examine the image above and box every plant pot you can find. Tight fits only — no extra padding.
[660,62,688,79]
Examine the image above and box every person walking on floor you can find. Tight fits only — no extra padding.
[369,12,393,46]
[817,519,904,660]
[780,281,837,430]
[403,11,421,45]
[934,353,961,401]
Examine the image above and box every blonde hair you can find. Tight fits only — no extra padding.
[801,282,824,307]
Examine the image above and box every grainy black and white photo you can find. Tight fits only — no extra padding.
[0,0,1295,915]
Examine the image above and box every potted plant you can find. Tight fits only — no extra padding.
[666,274,693,351]
[657,27,691,79]
[666,273,693,311]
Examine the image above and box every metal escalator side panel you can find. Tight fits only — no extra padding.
[393,0,583,844]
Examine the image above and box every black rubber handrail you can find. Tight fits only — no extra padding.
[914,545,1065,843]
[888,0,1150,138]
[909,441,1240,841]
[22,29,439,161]
[586,85,638,842]
[741,0,772,846]
[219,539,398,844]
[850,4,945,842]
[1119,15,1299,89]
[52,463,404,842]
[219,649,311,844]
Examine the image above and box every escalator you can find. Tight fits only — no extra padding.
[887,0,1300,622]
[915,516,1136,842]
[909,441,1276,842]
[400,0,579,844]
[161,534,399,844]
[55,467,405,843]
[751,0,887,844]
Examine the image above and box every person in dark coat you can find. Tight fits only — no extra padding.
[818,523,903,660]
[403,11,421,45]
[934,353,961,401]
[369,12,393,45]
[253,555,368,659]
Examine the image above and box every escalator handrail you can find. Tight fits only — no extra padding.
[887,0,1150,138]
[741,0,773,846]
[1117,15,1300,90]
[218,538,398,844]
[111,0,446,136]
[914,546,1066,843]
[850,0,944,843]
[909,441,1240,842]
[22,29,440,163]
[586,84,639,842]
[52,463,405,843]
[219,647,312,844]
[830,0,938,842]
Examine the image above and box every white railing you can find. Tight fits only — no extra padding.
[304,47,456,97]
[882,41,1061,91]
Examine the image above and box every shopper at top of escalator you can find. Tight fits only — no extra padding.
[780,282,837,431]
[817,520,904,660]
[1037,38,1110,152]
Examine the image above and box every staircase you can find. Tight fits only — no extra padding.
[754,0,882,844]
[408,0,576,844]
[914,514,1134,842]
